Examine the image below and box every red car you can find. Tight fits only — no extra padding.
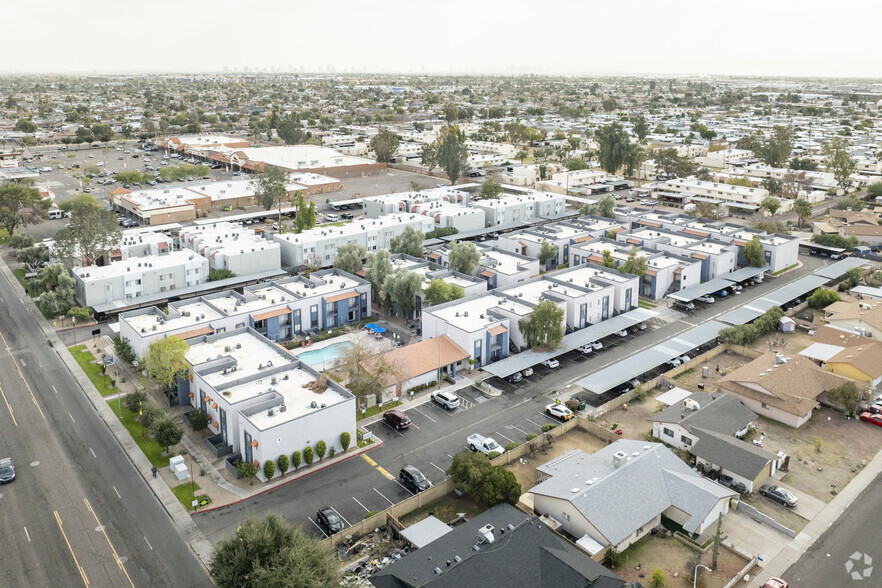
[859,412,882,428]
[763,578,788,588]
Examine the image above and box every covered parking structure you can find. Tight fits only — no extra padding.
[480,307,658,379]
[574,320,727,394]
[669,267,771,303]
[814,257,868,280]
[715,274,829,326]
[723,265,769,283]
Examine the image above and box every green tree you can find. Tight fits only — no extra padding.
[827,381,862,417]
[599,250,617,269]
[790,157,819,171]
[112,335,137,364]
[277,454,289,475]
[754,126,794,167]
[9,232,35,249]
[420,143,437,172]
[53,195,120,267]
[383,269,423,318]
[632,114,649,144]
[291,450,302,470]
[538,240,559,268]
[75,126,94,144]
[293,195,316,233]
[333,242,366,275]
[389,225,425,258]
[340,432,351,452]
[479,180,504,199]
[144,336,190,390]
[187,409,210,437]
[622,145,645,177]
[446,451,521,507]
[150,414,184,453]
[303,446,314,465]
[263,459,275,480]
[140,403,165,430]
[370,130,400,164]
[833,195,866,211]
[811,233,858,251]
[743,236,765,267]
[867,182,882,199]
[0,183,49,236]
[761,178,783,197]
[90,123,113,143]
[33,263,76,315]
[424,279,464,306]
[209,514,339,588]
[595,122,631,174]
[597,193,616,218]
[601,97,617,112]
[793,198,813,227]
[277,113,304,145]
[14,119,37,133]
[579,202,598,215]
[436,127,469,184]
[564,158,588,171]
[824,137,857,189]
[16,244,49,267]
[68,306,92,322]
[518,300,565,350]
[807,288,841,309]
[315,440,327,461]
[255,165,290,229]
[234,460,258,485]
[123,390,149,413]
[651,568,666,587]
[760,197,781,215]
[207,268,236,281]
[515,149,528,162]
[448,240,481,275]
[335,335,401,404]
[365,250,393,303]
[620,246,648,276]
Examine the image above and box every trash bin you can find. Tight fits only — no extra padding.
[326,198,333,204]
[577,400,586,411]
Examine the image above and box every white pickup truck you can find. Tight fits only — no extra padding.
[467,434,504,456]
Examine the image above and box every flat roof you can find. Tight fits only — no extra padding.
[188,332,294,395]
[238,366,350,429]
[235,145,375,170]
[73,250,203,281]
[125,300,224,336]
[814,257,868,279]
[428,293,533,331]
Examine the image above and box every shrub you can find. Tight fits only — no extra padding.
[277,454,289,475]
[504,441,519,451]
[234,460,258,484]
[187,408,209,435]
[291,450,302,470]
[315,440,327,461]
[564,399,580,411]
[9,233,35,249]
[447,451,521,506]
[525,433,538,441]
[149,413,183,452]
[304,446,314,465]
[541,423,556,432]
[123,389,149,413]
[364,510,380,519]
[328,448,335,458]
[140,403,165,429]
[340,431,351,451]
[263,459,276,480]
[488,451,502,459]
[112,335,137,364]
[651,568,666,587]
[604,546,622,568]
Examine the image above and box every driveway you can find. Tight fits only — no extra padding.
[724,507,791,563]
[774,482,827,520]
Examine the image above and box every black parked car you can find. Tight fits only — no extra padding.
[399,465,431,493]
[316,506,343,534]
[0,457,15,484]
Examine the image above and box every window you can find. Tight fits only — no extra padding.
[662,427,674,438]
[681,435,693,446]
[761,402,770,409]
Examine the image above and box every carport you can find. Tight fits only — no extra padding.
[668,277,740,302]
[722,266,769,283]
[814,257,868,280]
[480,308,658,378]
[574,320,727,394]
[716,274,829,325]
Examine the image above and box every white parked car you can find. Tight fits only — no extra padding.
[431,390,460,410]
[543,358,560,369]
[697,295,715,304]
[666,358,682,368]
[615,330,628,337]
[522,367,534,377]
[545,403,574,421]
[578,344,594,355]
[589,341,603,350]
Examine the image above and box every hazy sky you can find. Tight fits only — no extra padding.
[4,0,880,78]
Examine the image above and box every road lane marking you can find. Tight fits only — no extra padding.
[144,536,153,550]
[352,497,370,512]
[52,386,58,394]
[69,413,76,423]
[376,466,395,481]
[84,498,135,587]
[24,526,30,542]
[53,510,89,586]
[373,487,395,506]
[112,486,121,499]
[361,455,377,467]
[494,431,514,443]
[0,384,17,427]
[332,507,351,527]
[429,462,447,474]
[0,331,45,420]
[411,407,436,423]
[308,517,329,538]
[89,448,96,458]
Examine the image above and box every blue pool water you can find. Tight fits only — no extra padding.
[298,341,354,369]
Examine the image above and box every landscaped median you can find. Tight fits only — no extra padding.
[106,399,170,468]
[70,344,118,396]
[171,481,212,512]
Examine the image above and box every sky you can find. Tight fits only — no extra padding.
[3,0,880,78]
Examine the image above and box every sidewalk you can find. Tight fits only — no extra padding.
[746,442,882,586]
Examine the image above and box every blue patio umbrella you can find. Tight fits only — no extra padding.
[372,327,387,333]
[364,323,379,330]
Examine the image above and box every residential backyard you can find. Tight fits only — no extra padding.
[506,427,608,491]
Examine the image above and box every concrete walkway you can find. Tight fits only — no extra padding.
[746,443,882,586]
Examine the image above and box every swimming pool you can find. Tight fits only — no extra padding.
[297,341,354,370]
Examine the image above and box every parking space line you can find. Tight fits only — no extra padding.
[381,422,404,437]
[352,497,370,512]
[494,431,514,443]
[332,507,351,528]
[361,455,377,467]
[429,462,447,475]
[411,407,436,423]
[376,466,395,481]
[510,424,529,436]
[524,417,544,429]
[373,488,395,506]
[394,480,415,495]
[541,413,562,423]
[308,517,329,538]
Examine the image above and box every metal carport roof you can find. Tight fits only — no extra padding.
[480,308,658,378]
[814,257,868,279]
[668,277,741,302]
[574,320,727,394]
[722,266,769,283]
[763,275,828,305]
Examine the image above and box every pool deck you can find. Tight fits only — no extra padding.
[290,331,394,371]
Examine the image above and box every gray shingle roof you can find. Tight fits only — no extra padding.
[530,441,735,546]
[690,428,777,480]
[369,503,627,588]
[647,392,756,437]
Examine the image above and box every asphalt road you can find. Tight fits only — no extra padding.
[0,264,210,586]
[783,470,881,587]
[195,255,833,543]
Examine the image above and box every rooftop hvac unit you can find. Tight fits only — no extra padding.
[235,343,241,349]
[310,401,317,409]
[279,404,287,412]
[271,376,278,385]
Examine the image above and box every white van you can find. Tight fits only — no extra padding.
[324,213,340,222]
[39,166,52,173]
[48,209,63,220]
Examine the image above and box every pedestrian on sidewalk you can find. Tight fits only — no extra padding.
[151,465,157,478]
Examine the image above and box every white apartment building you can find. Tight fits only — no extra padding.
[73,250,208,308]
[472,190,566,226]
[411,201,485,233]
[107,229,173,262]
[179,222,281,276]
[497,219,616,270]
[464,140,516,157]
[661,178,769,206]
[185,328,356,482]
[273,214,435,268]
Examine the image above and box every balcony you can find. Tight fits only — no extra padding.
[206,433,233,458]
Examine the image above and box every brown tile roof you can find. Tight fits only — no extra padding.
[691,252,708,260]
[109,187,130,195]
[324,290,360,304]
[373,336,470,385]
[252,307,290,322]
[572,234,595,244]
[843,225,882,237]
[637,220,661,228]
[682,229,709,237]
[177,326,214,340]
[716,353,852,418]
[488,325,508,336]
[827,343,882,379]
[812,324,871,347]
[480,269,495,278]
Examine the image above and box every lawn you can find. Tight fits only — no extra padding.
[106,399,170,467]
[357,400,402,421]
[398,493,485,527]
[69,345,118,396]
[171,482,212,512]
[0,228,9,246]
[12,268,31,295]
[638,298,657,309]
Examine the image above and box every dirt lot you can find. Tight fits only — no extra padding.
[506,428,608,491]
[674,352,755,390]
[397,494,485,527]
[757,406,882,502]
[615,533,750,588]
[598,395,657,440]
